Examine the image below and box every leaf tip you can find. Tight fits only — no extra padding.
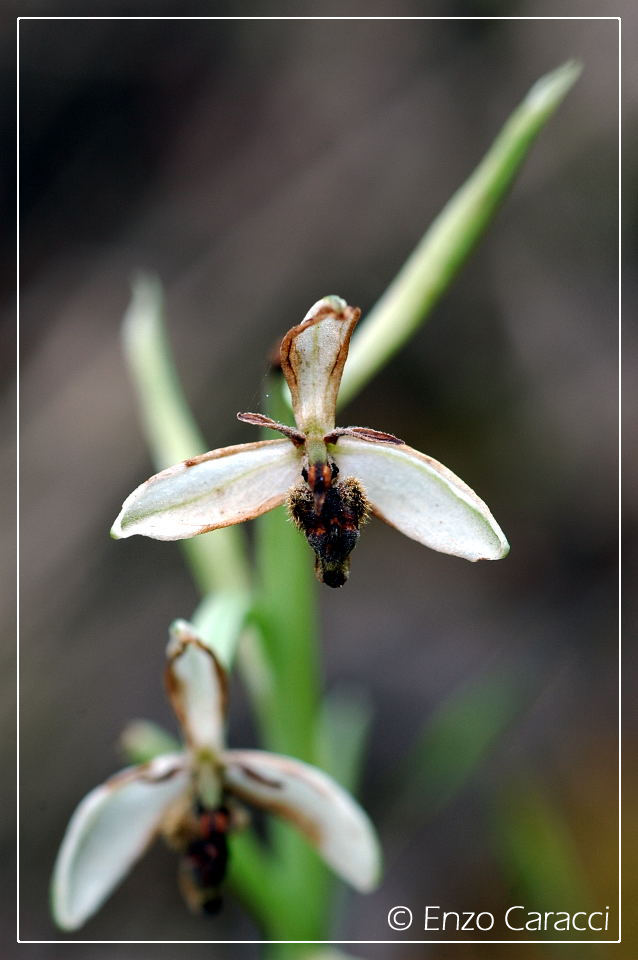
[526,59,583,114]
[122,272,164,345]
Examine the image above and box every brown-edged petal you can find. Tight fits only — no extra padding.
[111,439,302,541]
[165,621,228,755]
[332,435,509,560]
[51,754,189,930]
[280,297,360,437]
[221,749,381,892]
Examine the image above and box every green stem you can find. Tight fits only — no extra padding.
[121,278,292,931]
[252,378,331,939]
[337,60,581,407]
[254,378,321,763]
[226,831,288,934]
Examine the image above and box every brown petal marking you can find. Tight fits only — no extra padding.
[255,754,334,799]
[134,439,299,533]
[164,663,189,741]
[237,764,283,789]
[179,439,286,470]
[324,426,404,445]
[141,765,186,784]
[279,303,361,413]
[105,756,187,791]
[227,783,321,847]
[191,493,291,532]
[237,412,306,446]
[164,636,229,746]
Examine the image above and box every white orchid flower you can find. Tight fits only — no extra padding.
[112,296,509,586]
[51,621,381,930]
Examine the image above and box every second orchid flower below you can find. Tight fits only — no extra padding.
[112,296,509,585]
[51,621,380,930]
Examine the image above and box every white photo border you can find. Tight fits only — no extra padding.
[16,13,622,947]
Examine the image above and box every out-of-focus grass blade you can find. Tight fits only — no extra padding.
[227,829,284,935]
[251,378,328,940]
[494,778,589,914]
[264,947,368,960]
[392,673,523,820]
[121,274,249,594]
[189,588,252,671]
[317,686,374,794]
[316,688,376,937]
[253,377,320,765]
[302,952,369,960]
[338,60,582,407]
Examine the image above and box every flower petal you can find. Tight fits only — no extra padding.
[51,754,189,930]
[280,297,360,436]
[324,425,403,445]
[333,436,509,560]
[237,411,305,446]
[111,439,301,540]
[165,620,227,754]
[221,749,381,892]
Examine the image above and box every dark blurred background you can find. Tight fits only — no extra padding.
[14,4,630,957]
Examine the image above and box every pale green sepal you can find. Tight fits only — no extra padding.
[338,61,581,407]
[119,719,181,765]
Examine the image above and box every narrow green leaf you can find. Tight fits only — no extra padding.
[226,830,283,933]
[338,60,582,406]
[317,686,373,794]
[494,778,590,915]
[121,274,249,594]
[189,589,252,672]
[392,673,523,819]
[253,376,321,765]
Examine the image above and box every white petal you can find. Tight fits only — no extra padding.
[221,749,381,892]
[111,439,301,540]
[333,436,509,560]
[280,297,360,436]
[51,754,189,930]
[165,620,227,754]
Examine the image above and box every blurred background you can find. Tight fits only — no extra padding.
[13,4,630,957]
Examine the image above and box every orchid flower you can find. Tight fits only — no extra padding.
[112,296,509,586]
[51,621,381,930]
